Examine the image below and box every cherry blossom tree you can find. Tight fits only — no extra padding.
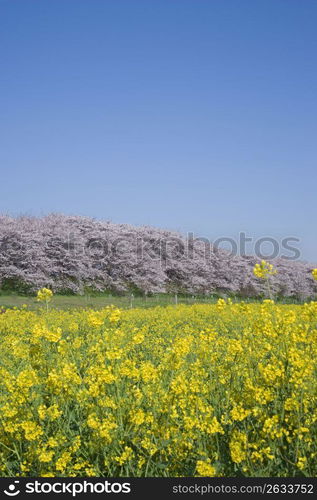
[0,214,315,299]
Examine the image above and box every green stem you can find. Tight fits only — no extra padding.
[266,278,272,300]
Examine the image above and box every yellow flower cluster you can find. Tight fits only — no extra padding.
[0,300,316,477]
[312,269,317,281]
[253,260,277,279]
[36,288,53,302]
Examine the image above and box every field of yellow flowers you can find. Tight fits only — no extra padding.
[0,299,317,477]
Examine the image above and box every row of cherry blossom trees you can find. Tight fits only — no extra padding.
[0,214,315,299]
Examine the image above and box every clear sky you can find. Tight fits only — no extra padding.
[1,0,316,261]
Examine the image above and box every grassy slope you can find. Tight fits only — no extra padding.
[0,293,214,310]
[0,292,302,310]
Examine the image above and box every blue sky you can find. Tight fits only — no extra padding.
[1,0,316,261]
